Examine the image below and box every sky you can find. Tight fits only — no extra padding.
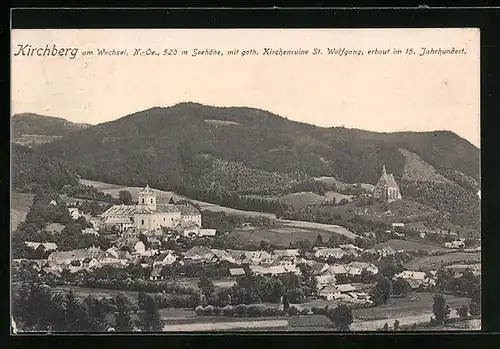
[11,28,480,147]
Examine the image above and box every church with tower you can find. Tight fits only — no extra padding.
[101,184,201,232]
[372,164,402,203]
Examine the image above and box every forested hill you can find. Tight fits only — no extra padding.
[12,113,90,137]
[37,102,480,187]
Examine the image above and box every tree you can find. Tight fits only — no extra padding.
[139,295,163,331]
[383,322,389,331]
[114,293,133,331]
[392,278,411,297]
[469,292,480,316]
[169,197,175,204]
[62,292,91,332]
[371,277,391,305]
[314,234,324,246]
[329,304,353,331]
[118,190,133,204]
[432,294,450,324]
[393,320,400,331]
[282,294,290,311]
[198,276,215,299]
[457,304,469,318]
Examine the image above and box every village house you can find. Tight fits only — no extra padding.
[48,248,90,265]
[238,250,273,265]
[150,266,164,281]
[82,227,100,236]
[118,237,146,254]
[210,249,236,264]
[328,264,348,278]
[319,285,340,300]
[394,270,435,289]
[315,274,337,291]
[314,248,346,260]
[339,244,364,256]
[347,262,379,275]
[444,240,465,249]
[103,216,135,232]
[372,164,402,203]
[183,246,214,262]
[271,255,297,267]
[68,207,82,220]
[311,262,330,276]
[229,268,246,276]
[198,229,217,237]
[147,237,161,249]
[272,249,300,258]
[153,250,178,266]
[43,223,66,234]
[376,246,396,258]
[88,217,102,231]
[249,265,288,276]
[24,241,58,252]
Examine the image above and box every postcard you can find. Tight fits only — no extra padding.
[11,28,480,333]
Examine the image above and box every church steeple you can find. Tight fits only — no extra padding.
[382,164,387,177]
[138,183,156,210]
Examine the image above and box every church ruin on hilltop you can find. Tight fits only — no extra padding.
[372,164,402,203]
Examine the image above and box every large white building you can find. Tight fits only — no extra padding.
[101,184,201,232]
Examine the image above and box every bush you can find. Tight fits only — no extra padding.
[247,305,263,317]
[287,306,300,316]
[194,305,204,316]
[234,304,248,317]
[223,305,234,317]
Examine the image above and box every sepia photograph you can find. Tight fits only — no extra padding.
[11,28,481,333]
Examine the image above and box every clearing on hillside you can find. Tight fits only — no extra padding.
[373,239,447,253]
[11,191,35,232]
[405,252,481,270]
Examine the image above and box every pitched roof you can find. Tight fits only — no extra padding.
[336,283,356,292]
[102,205,138,216]
[139,184,154,195]
[176,203,200,215]
[329,265,348,274]
[184,246,212,258]
[49,249,88,260]
[150,267,163,277]
[104,217,134,224]
[25,242,58,250]
[272,249,300,257]
[156,204,181,213]
[229,268,246,276]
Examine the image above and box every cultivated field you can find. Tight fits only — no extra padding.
[230,221,358,247]
[405,252,481,270]
[80,179,358,241]
[79,179,277,219]
[373,239,447,253]
[11,191,34,232]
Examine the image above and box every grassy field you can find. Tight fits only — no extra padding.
[80,179,277,219]
[230,222,358,247]
[405,252,481,270]
[80,179,358,241]
[11,191,34,232]
[12,134,63,147]
[373,239,447,253]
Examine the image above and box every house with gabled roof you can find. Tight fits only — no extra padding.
[314,248,345,260]
[153,250,178,266]
[25,241,58,252]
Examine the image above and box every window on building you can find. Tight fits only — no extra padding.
[142,220,145,225]
[142,199,145,204]
[151,199,153,204]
